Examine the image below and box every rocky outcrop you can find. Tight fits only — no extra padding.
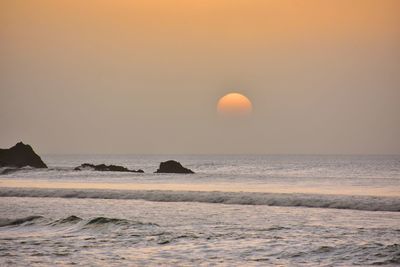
[0,142,47,168]
[155,160,194,174]
[74,163,144,173]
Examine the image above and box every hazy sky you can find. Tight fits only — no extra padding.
[1,0,399,154]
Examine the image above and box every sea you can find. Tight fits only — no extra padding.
[0,155,399,266]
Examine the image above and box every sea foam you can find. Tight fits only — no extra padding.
[0,188,399,212]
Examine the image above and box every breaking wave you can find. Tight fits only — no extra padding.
[0,188,399,212]
[85,217,129,225]
[0,215,44,227]
[51,215,82,225]
[0,215,158,228]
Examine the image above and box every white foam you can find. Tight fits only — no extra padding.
[0,188,399,212]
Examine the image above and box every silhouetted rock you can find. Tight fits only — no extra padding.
[74,163,144,173]
[0,142,47,168]
[155,160,194,174]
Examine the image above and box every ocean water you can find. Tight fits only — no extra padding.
[0,155,399,266]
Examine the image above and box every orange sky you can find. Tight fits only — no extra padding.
[0,0,399,154]
[1,0,399,51]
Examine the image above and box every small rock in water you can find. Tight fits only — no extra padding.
[155,160,194,174]
[74,163,144,173]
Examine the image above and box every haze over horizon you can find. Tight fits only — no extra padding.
[1,0,399,154]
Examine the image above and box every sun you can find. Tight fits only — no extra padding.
[217,93,253,117]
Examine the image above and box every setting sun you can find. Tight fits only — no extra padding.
[0,1,399,266]
[217,93,253,117]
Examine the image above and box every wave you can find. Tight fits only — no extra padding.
[0,215,158,228]
[86,217,129,225]
[51,215,82,225]
[0,215,44,227]
[0,188,399,212]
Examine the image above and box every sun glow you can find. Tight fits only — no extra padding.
[217,93,253,117]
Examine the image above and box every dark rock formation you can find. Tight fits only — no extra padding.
[0,142,47,168]
[74,163,144,173]
[155,160,194,174]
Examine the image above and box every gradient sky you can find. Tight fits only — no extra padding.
[1,0,399,154]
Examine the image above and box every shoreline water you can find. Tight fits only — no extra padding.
[1,187,399,212]
[1,196,399,266]
[1,155,399,266]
